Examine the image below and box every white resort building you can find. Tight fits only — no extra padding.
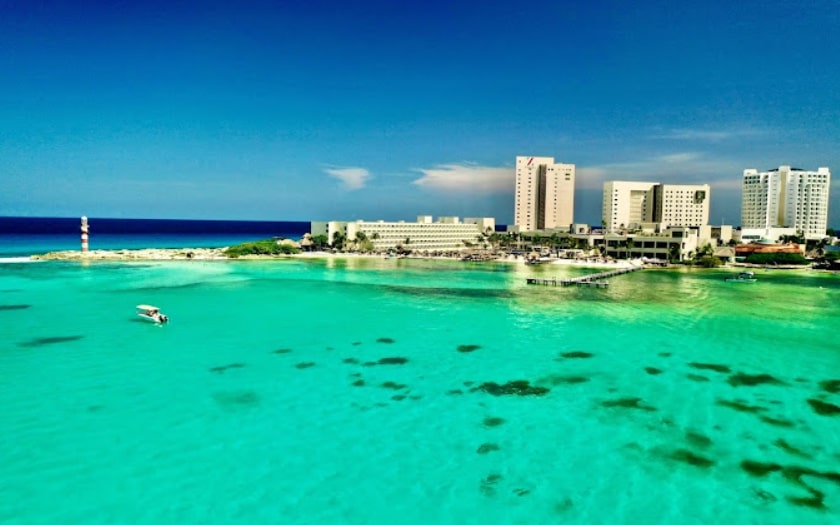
[310,216,496,252]
[602,181,710,231]
[602,181,657,231]
[741,165,831,241]
[514,156,575,232]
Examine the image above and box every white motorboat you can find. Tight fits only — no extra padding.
[136,304,169,323]
[724,271,757,283]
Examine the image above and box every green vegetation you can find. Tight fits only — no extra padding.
[695,256,722,268]
[779,233,805,244]
[224,239,301,258]
[812,249,840,270]
[743,252,808,265]
[689,244,722,267]
[310,234,329,250]
[331,231,346,250]
[668,244,681,262]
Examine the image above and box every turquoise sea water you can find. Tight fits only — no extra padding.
[2,256,840,524]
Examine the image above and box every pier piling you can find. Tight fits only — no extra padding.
[526,265,643,288]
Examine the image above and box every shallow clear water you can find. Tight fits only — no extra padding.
[1,257,839,524]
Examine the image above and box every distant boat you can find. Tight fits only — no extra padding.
[525,257,553,265]
[725,271,757,283]
[136,304,169,323]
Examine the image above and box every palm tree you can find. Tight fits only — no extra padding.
[354,231,375,252]
[668,243,681,262]
[616,239,626,260]
[396,237,412,255]
[355,231,367,242]
[331,231,345,251]
[487,233,503,251]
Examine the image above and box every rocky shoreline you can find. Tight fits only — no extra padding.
[31,248,230,261]
[27,249,831,272]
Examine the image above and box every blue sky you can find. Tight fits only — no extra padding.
[1,0,838,227]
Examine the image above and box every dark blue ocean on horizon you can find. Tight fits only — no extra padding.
[0,216,311,258]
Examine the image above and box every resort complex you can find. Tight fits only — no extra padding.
[504,156,833,263]
[39,158,831,267]
[302,156,834,266]
[506,156,723,262]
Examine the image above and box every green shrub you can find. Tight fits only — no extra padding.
[224,239,301,258]
[744,252,808,265]
[696,256,722,268]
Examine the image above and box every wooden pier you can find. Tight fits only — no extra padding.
[526,265,643,288]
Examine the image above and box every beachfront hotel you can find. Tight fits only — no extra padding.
[514,156,575,232]
[741,165,831,241]
[602,181,711,231]
[310,216,496,252]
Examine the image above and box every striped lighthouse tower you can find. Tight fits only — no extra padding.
[80,216,89,253]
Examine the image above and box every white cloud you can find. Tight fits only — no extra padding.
[658,152,701,163]
[659,129,734,141]
[709,179,744,191]
[576,167,607,181]
[412,163,513,193]
[575,152,744,190]
[651,127,767,142]
[324,166,371,190]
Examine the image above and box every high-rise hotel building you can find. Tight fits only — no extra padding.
[741,165,831,240]
[602,181,710,231]
[514,156,575,231]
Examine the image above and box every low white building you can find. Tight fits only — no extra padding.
[603,227,699,262]
[738,227,799,244]
[310,216,496,252]
[697,225,733,247]
[570,225,730,261]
